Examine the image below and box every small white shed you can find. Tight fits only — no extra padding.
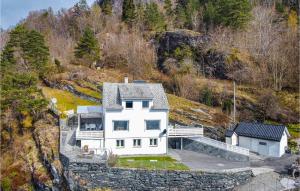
[226,122,290,157]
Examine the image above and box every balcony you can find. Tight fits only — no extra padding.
[76,130,104,139]
[168,124,204,138]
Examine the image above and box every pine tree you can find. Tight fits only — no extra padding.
[144,3,166,31]
[74,27,100,67]
[164,0,174,27]
[0,25,49,75]
[174,1,187,28]
[101,0,112,15]
[122,0,136,25]
[22,30,50,72]
[215,0,252,29]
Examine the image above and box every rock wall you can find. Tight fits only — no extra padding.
[181,138,249,162]
[61,156,252,191]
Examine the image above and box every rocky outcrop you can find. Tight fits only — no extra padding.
[154,30,247,80]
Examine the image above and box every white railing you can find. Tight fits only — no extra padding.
[191,137,249,156]
[76,130,104,139]
[168,127,204,137]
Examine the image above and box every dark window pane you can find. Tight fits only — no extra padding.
[146,120,160,130]
[126,101,133,108]
[114,121,129,130]
[142,101,149,108]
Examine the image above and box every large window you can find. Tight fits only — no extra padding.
[116,140,125,148]
[145,120,160,130]
[149,138,158,146]
[133,139,141,147]
[113,120,129,131]
[125,101,133,108]
[142,101,149,108]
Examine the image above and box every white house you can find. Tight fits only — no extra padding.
[75,79,169,155]
[225,122,290,157]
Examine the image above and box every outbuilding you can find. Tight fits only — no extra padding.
[225,122,290,157]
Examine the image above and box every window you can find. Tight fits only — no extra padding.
[150,138,158,146]
[259,142,267,145]
[133,139,141,147]
[125,101,133,108]
[145,120,160,130]
[142,101,149,108]
[116,140,125,148]
[113,121,129,131]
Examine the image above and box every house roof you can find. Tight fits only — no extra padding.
[233,122,289,141]
[118,84,154,100]
[103,82,169,110]
[225,129,235,137]
[77,106,103,114]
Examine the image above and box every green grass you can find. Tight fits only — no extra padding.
[115,155,189,170]
[42,87,99,112]
[287,124,300,139]
[72,83,101,99]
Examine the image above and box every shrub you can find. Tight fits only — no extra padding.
[1,177,11,191]
[107,151,118,167]
[200,87,213,106]
[288,139,298,153]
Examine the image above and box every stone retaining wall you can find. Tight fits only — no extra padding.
[61,157,253,191]
[181,138,249,162]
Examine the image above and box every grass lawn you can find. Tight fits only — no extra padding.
[287,124,300,139]
[42,87,99,112]
[115,155,189,170]
[72,83,101,99]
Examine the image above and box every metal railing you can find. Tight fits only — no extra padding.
[191,136,249,156]
[76,130,104,139]
[168,127,204,137]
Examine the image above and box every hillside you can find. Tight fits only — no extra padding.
[0,0,299,190]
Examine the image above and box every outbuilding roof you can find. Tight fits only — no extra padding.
[103,82,169,110]
[233,122,290,142]
[77,106,103,114]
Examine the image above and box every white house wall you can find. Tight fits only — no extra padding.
[104,100,168,155]
[81,139,104,154]
[238,136,281,157]
[279,131,288,156]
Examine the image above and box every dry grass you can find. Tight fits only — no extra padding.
[167,94,230,127]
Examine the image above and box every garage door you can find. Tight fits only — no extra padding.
[258,141,268,156]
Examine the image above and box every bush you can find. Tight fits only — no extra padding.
[1,177,11,191]
[288,139,298,153]
[107,151,118,167]
[200,87,213,106]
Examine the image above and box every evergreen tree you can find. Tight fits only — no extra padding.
[144,3,166,31]
[0,25,50,75]
[164,0,174,27]
[122,0,136,25]
[215,0,252,29]
[74,27,100,67]
[22,30,50,72]
[101,0,113,15]
[174,1,187,28]
[203,1,217,29]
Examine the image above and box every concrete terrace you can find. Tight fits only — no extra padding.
[59,119,106,163]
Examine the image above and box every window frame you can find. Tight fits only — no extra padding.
[113,120,129,131]
[142,100,149,108]
[133,139,142,147]
[125,101,133,109]
[149,138,158,147]
[116,139,125,148]
[259,142,267,145]
[145,120,161,130]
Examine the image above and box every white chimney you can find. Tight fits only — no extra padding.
[124,77,128,84]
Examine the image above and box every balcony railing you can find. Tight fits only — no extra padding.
[191,137,249,156]
[76,130,104,139]
[168,126,204,137]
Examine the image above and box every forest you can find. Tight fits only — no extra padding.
[0,0,299,190]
